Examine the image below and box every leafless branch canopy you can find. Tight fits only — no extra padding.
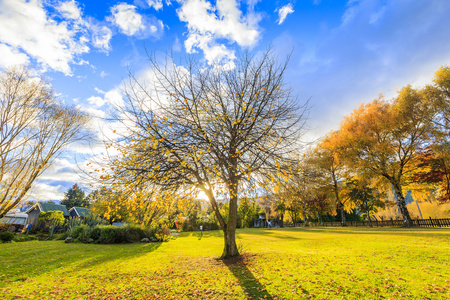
[113,50,309,194]
[0,66,90,217]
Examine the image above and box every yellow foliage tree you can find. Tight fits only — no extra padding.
[335,86,433,226]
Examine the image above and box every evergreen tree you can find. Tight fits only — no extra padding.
[61,184,88,210]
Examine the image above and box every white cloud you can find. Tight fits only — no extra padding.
[87,96,107,108]
[105,88,125,108]
[28,182,66,201]
[0,0,90,75]
[77,105,107,118]
[94,87,106,94]
[108,3,164,38]
[91,24,113,52]
[109,3,145,36]
[276,3,294,25]
[0,44,29,68]
[57,0,82,20]
[147,0,163,10]
[177,0,261,65]
[0,0,115,74]
[37,158,83,185]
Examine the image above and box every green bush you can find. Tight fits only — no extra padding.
[38,211,65,237]
[70,224,88,239]
[68,224,157,244]
[123,224,151,242]
[97,226,123,243]
[155,226,171,242]
[89,226,101,241]
[13,235,38,242]
[0,232,14,243]
[55,232,70,240]
[182,220,194,232]
[201,221,220,231]
[0,223,9,233]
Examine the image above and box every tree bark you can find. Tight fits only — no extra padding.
[339,205,347,226]
[392,181,413,227]
[331,169,346,226]
[222,179,239,258]
[367,211,373,227]
[302,201,308,226]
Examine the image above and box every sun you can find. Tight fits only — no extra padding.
[197,191,209,201]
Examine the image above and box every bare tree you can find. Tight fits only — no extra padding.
[108,50,308,258]
[0,66,90,218]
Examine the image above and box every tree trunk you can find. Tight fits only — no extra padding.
[331,170,346,226]
[317,210,323,225]
[302,201,308,226]
[221,178,239,258]
[392,181,413,227]
[340,206,347,226]
[367,211,373,227]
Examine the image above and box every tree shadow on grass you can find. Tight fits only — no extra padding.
[222,253,273,300]
[304,227,450,238]
[180,230,221,239]
[0,241,161,283]
[75,241,161,270]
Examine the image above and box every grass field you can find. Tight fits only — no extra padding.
[0,227,449,299]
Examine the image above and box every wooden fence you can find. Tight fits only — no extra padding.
[303,217,450,228]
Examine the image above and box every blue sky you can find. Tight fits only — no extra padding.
[1,0,450,200]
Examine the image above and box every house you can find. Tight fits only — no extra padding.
[26,202,69,227]
[253,213,281,228]
[254,213,266,228]
[68,206,89,218]
[0,210,29,232]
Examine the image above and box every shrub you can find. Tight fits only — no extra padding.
[155,226,171,242]
[70,225,88,239]
[89,226,101,241]
[66,214,108,232]
[97,226,123,244]
[38,211,65,237]
[68,224,158,244]
[122,224,149,242]
[0,232,14,243]
[0,223,9,233]
[200,221,220,231]
[55,232,70,240]
[13,235,38,242]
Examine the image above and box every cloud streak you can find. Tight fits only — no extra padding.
[276,3,294,25]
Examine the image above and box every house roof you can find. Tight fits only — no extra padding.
[69,206,89,217]
[0,211,28,225]
[26,202,69,216]
[0,216,27,225]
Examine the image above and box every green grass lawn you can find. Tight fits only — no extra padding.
[0,227,449,299]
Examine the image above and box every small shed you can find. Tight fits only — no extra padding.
[254,213,266,228]
[0,211,29,232]
[69,206,90,218]
[26,202,69,227]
